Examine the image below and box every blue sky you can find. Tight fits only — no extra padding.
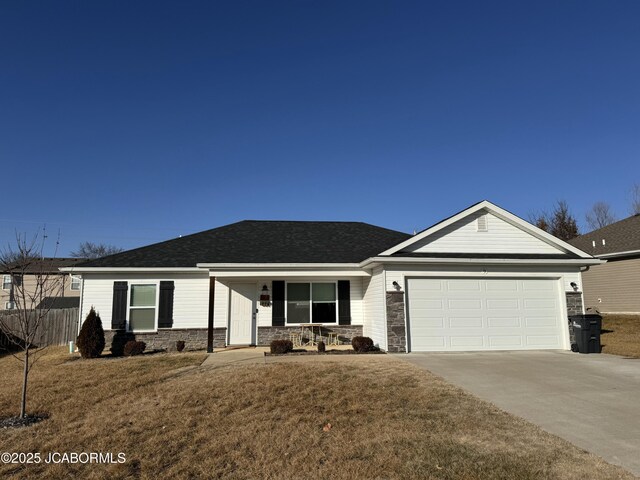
[1,1,639,256]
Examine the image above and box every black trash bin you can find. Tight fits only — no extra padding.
[569,314,602,354]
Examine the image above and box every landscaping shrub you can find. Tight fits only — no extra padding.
[176,340,186,352]
[270,339,293,354]
[352,336,374,353]
[317,341,326,353]
[123,340,146,356]
[110,331,135,357]
[76,307,105,358]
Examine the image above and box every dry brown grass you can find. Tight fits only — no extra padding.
[601,314,640,358]
[0,348,634,479]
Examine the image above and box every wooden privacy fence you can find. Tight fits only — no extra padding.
[0,308,79,349]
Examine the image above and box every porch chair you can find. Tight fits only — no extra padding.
[289,332,303,348]
[327,332,339,346]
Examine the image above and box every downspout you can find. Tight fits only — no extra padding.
[207,276,215,353]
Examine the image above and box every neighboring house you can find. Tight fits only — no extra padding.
[64,201,600,353]
[1,258,85,311]
[568,214,640,314]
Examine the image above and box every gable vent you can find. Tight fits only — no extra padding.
[477,214,488,232]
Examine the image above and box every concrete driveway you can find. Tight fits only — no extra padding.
[399,351,640,476]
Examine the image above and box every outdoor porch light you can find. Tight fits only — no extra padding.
[260,284,271,307]
[392,281,401,291]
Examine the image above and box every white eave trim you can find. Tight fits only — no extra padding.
[595,249,640,259]
[197,263,370,277]
[58,267,203,273]
[360,256,605,267]
[196,263,361,269]
[378,200,595,259]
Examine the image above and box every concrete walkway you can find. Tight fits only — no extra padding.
[201,347,266,367]
[398,351,640,476]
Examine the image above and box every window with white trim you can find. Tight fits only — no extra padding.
[128,284,157,331]
[70,275,82,291]
[4,301,15,310]
[286,282,337,324]
[2,275,11,290]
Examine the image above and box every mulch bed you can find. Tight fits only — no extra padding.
[265,349,386,356]
[0,414,48,429]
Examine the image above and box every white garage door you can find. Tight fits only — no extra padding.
[407,278,565,352]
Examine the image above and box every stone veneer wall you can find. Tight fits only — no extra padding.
[257,325,363,346]
[386,291,407,353]
[103,328,227,352]
[565,292,584,346]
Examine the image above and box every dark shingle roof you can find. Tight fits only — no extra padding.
[77,221,412,268]
[35,297,80,310]
[2,257,86,274]
[568,215,640,257]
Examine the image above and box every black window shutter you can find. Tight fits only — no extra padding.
[111,281,128,330]
[338,280,351,325]
[272,281,285,326]
[158,281,175,328]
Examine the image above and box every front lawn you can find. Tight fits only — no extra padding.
[601,314,640,358]
[0,348,633,479]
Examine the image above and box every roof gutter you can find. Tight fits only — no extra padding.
[196,263,362,270]
[58,267,203,273]
[594,249,640,259]
[359,256,605,268]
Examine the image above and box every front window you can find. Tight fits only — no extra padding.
[129,284,156,331]
[5,301,15,310]
[2,275,11,290]
[286,282,337,324]
[70,275,81,291]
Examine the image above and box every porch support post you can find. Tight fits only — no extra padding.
[207,276,215,353]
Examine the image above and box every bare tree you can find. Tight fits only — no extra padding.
[529,201,579,240]
[529,210,551,233]
[0,229,62,419]
[631,183,640,215]
[585,202,617,231]
[70,241,123,259]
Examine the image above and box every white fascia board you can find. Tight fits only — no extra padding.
[196,263,361,269]
[58,267,203,273]
[378,200,595,259]
[596,249,640,259]
[210,270,371,278]
[360,256,605,268]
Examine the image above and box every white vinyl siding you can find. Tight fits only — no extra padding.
[80,272,210,330]
[363,266,386,350]
[404,211,563,255]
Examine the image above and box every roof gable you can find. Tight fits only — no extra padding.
[380,200,593,259]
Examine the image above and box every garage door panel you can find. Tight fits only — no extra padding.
[487,317,521,327]
[526,335,560,346]
[411,317,445,328]
[408,277,565,352]
[523,298,556,309]
[489,336,523,347]
[412,299,444,309]
[448,299,482,309]
[485,279,519,291]
[449,317,483,328]
[486,299,519,309]
[448,279,481,291]
[450,336,484,347]
[525,316,557,327]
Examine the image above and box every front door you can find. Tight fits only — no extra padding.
[229,283,255,345]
